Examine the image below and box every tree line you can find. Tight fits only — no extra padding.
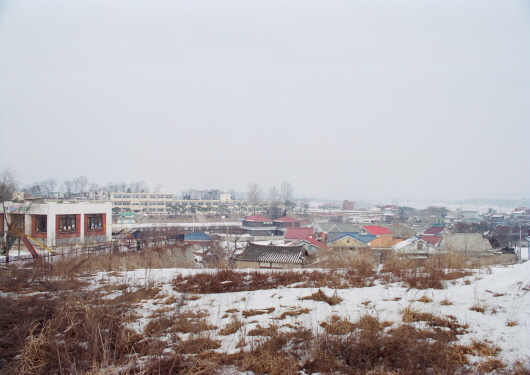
[22,176,161,198]
[247,181,298,219]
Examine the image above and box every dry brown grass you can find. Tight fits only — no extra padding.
[305,314,471,374]
[177,337,221,354]
[459,340,501,357]
[274,308,311,320]
[402,306,436,322]
[416,295,433,303]
[380,254,472,289]
[218,318,244,336]
[242,307,275,317]
[247,324,278,336]
[320,315,356,335]
[470,303,487,313]
[112,286,161,304]
[299,289,343,306]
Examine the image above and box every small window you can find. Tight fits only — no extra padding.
[59,215,76,232]
[35,215,47,233]
[87,214,103,230]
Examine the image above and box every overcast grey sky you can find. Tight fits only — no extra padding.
[1,0,529,201]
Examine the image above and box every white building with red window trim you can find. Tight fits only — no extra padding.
[1,201,112,247]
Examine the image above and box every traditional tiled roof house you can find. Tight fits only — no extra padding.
[232,242,310,269]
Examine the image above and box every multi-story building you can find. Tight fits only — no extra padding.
[109,193,235,214]
[342,200,355,211]
[109,193,175,213]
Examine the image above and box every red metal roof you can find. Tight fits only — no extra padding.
[418,236,442,246]
[244,215,272,222]
[273,216,300,223]
[284,227,313,240]
[423,227,445,235]
[362,226,393,235]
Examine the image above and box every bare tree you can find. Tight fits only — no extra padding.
[42,179,56,198]
[129,180,150,193]
[73,176,89,195]
[0,169,20,259]
[154,183,162,193]
[25,183,43,197]
[267,186,282,219]
[247,183,262,214]
[106,182,127,193]
[63,180,74,198]
[280,180,294,211]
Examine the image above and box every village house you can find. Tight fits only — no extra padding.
[368,236,403,249]
[284,227,314,243]
[393,236,444,259]
[232,242,310,269]
[273,216,301,234]
[288,236,329,253]
[327,232,376,250]
[360,225,394,236]
[240,215,276,236]
[439,233,492,253]
[421,225,446,236]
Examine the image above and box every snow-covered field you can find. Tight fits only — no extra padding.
[94,261,530,370]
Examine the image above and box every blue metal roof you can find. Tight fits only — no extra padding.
[327,232,376,245]
[184,232,212,241]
